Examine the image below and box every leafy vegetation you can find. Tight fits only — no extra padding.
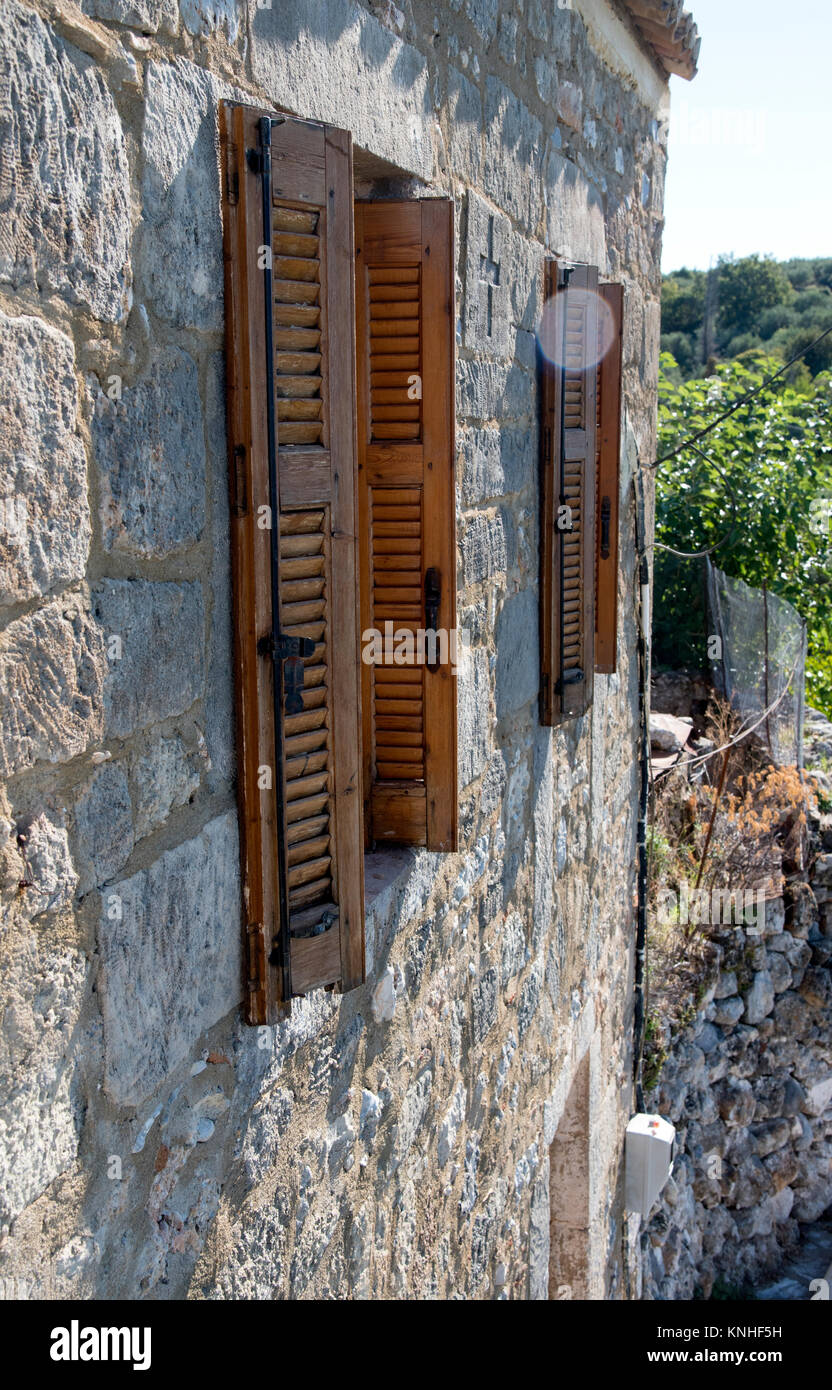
[662,254,832,381]
[654,352,832,712]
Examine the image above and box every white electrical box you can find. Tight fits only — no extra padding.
[625,1113,675,1216]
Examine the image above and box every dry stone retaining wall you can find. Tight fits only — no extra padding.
[639,768,832,1300]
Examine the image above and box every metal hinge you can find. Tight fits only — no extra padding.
[258,631,316,714]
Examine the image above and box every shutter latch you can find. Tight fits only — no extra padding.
[258,632,316,714]
[290,907,339,940]
[555,669,585,694]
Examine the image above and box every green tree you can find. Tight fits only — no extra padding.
[662,269,706,335]
[655,352,832,714]
[716,254,793,344]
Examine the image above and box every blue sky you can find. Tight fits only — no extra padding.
[661,0,832,272]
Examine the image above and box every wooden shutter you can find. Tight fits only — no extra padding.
[595,282,623,675]
[354,200,457,852]
[220,102,364,1024]
[540,259,598,725]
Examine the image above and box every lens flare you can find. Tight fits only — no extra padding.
[537,285,616,373]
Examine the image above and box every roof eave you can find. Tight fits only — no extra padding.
[620,0,700,81]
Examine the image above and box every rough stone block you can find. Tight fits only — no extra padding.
[495,589,538,719]
[710,994,744,1029]
[802,1074,832,1117]
[81,0,179,33]
[447,67,483,183]
[139,59,237,331]
[509,228,542,335]
[557,80,582,132]
[74,764,134,893]
[463,191,510,357]
[250,0,433,182]
[713,970,738,1000]
[0,602,106,777]
[92,348,206,558]
[742,970,774,1024]
[92,579,204,738]
[798,966,832,1011]
[203,351,235,792]
[465,0,498,44]
[0,928,87,1224]
[462,511,508,586]
[0,1,131,322]
[472,967,497,1044]
[458,359,534,425]
[518,963,542,1037]
[544,146,607,269]
[750,1119,791,1158]
[483,78,543,233]
[99,811,241,1105]
[715,1076,755,1127]
[458,426,533,507]
[763,1147,799,1194]
[500,912,526,986]
[131,730,201,840]
[767,951,792,994]
[457,642,490,790]
[180,0,240,41]
[16,809,78,918]
[0,313,89,605]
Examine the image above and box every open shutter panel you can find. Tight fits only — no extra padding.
[220,102,364,1024]
[540,259,598,725]
[595,282,623,675]
[354,200,457,852]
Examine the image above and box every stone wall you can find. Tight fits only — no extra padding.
[637,858,832,1300]
[0,0,668,1298]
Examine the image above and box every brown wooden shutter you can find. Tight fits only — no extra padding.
[540,258,598,725]
[595,282,623,675]
[220,102,364,1024]
[354,200,457,852]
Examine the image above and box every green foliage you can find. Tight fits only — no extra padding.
[642,1014,668,1092]
[662,255,832,382]
[717,254,793,341]
[662,267,706,335]
[655,352,832,713]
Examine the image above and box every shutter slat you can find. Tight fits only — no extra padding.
[273,206,318,233]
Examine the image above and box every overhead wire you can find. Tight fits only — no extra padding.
[646,322,832,472]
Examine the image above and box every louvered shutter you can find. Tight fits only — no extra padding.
[595,283,623,675]
[354,200,457,852]
[540,259,598,725]
[220,102,364,1024]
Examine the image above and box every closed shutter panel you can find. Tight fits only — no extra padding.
[540,259,598,725]
[354,200,457,852]
[595,282,623,675]
[220,102,364,1024]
